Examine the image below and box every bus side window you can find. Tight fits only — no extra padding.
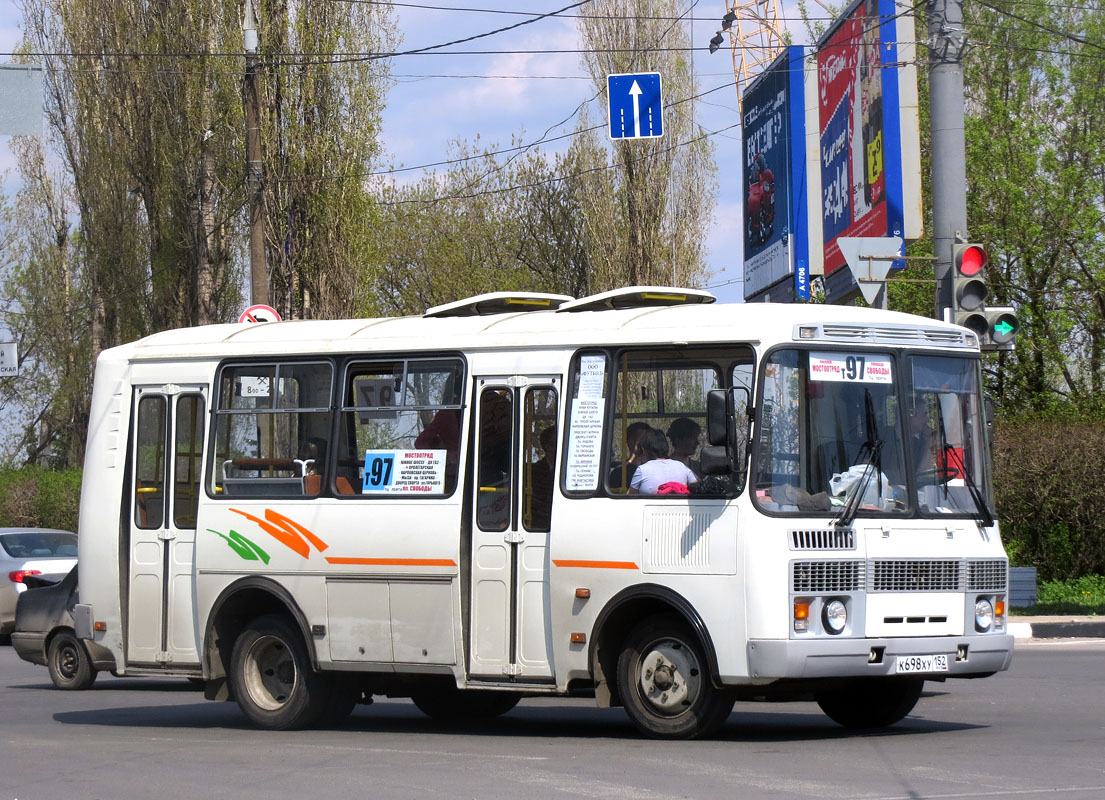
[336,358,464,497]
[211,362,333,498]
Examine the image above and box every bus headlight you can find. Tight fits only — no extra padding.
[974,598,994,632]
[823,599,848,634]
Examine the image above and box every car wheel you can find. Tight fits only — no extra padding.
[230,614,331,730]
[617,613,733,739]
[48,631,97,691]
[816,678,924,729]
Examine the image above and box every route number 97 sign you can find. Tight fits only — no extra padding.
[809,352,892,383]
[363,450,446,494]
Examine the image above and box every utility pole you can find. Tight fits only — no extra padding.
[243,1,267,306]
[927,0,968,321]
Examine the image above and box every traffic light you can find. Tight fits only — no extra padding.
[952,243,988,332]
[948,243,1019,349]
[981,305,1019,351]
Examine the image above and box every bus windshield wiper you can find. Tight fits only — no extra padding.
[834,390,884,530]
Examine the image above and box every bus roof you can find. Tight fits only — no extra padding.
[105,299,976,363]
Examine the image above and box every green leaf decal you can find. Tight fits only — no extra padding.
[209,528,271,564]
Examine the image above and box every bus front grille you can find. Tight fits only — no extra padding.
[792,560,866,593]
[791,558,1008,594]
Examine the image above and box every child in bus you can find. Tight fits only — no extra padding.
[629,429,698,495]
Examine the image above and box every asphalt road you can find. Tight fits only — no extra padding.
[1,639,1103,800]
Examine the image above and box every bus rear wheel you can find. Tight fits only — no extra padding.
[230,614,330,730]
[815,678,924,729]
[617,614,733,739]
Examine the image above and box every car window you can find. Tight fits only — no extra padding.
[0,532,78,558]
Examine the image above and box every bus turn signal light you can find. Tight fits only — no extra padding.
[794,602,810,632]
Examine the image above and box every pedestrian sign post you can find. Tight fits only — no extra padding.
[607,72,663,140]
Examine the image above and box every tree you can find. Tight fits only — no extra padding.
[368,138,593,316]
[5,0,395,465]
[257,0,396,320]
[577,0,716,289]
[0,137,92,466]
[964,3,1105,411]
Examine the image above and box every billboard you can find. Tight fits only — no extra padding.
[809,0,923,283]
[742,46,811,302]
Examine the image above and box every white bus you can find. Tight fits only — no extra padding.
[74,287,1013,739]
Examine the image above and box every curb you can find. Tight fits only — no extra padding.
[1009,619,1105,639]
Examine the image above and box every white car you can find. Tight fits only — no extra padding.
[0,528,78,638]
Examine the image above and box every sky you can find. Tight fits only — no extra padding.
[0,1,816,307]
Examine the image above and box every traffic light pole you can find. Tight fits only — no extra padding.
[927,0,968,321]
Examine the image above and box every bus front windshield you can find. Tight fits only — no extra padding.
[754,349,990,519]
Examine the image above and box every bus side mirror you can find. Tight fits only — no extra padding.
[706,389,728,446]
[700,387,752,478]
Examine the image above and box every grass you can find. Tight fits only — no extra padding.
[1011,574,1105,616]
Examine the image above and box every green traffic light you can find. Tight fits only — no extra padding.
[994,319,1016,337]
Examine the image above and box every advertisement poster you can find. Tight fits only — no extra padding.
[817,0,888,276]
[742,46,810,302]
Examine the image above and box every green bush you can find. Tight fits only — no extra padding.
[1027,575,1105,616]
[993,413,1105,580]
[0,467,83,532]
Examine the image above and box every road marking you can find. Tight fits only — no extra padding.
[865,787,1105,800]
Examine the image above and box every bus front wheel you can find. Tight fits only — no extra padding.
[230,614,330,730]
[617,614,733,739]
[815,678,924,729]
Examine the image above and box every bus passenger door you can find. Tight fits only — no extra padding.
[127,387,206,667]
[469,377,559,681]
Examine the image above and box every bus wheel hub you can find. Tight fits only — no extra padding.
[639,641,699,715]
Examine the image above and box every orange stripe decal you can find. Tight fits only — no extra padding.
[265,508,329,553]
[324,557,457,567]
[552,559,639,570]
[229,508,330,559]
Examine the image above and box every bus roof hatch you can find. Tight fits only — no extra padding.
[424,292,574,318]
[557,286,716,313]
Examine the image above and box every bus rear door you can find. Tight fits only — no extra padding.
[127,386,206,668]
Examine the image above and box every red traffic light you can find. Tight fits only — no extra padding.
[955,244,987,277]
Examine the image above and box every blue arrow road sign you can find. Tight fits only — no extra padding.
[608,72,663,140]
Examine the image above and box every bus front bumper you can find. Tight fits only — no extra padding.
[746,634,1014,680]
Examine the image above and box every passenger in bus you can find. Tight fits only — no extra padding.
[629,429,698,495]
[528,425,557,530]
[415,408,462,469]
[667,417,702,473]
[608,421,652,491]
[299,438,328,495]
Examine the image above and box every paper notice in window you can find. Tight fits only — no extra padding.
[578,355,606,400]
[565,398,605,491]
